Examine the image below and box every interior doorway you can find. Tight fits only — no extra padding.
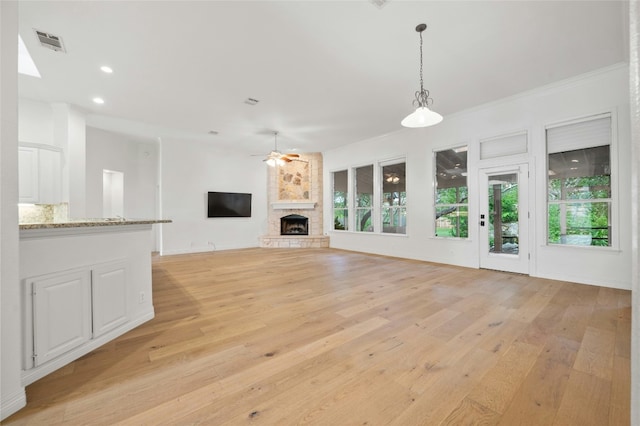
[102,169,124,218]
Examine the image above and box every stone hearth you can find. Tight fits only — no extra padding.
[260,152,329,248]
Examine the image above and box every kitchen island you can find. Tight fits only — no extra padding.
[19,219,170,385]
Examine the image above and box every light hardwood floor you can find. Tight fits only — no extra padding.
[4,248,631,425]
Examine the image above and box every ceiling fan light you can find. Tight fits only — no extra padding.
[266,158,276,167]
[401,106,443,128]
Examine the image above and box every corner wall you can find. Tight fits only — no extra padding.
[628,0,640,423]
[1,1,26,420]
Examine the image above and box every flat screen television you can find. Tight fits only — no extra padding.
[207,191,252,218]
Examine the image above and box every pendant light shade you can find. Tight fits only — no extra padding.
[401,106,443,128]
[402,23,442,128]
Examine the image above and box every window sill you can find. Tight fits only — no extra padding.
[330,230,408,238]
[542,243,621,253]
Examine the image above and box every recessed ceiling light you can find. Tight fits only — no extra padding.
[100,66,113,74]
[93,97,105,104]
[571,159,579,163]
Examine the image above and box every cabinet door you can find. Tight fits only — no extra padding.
[31,270,92,367]
[92,262,129,338]
[38,148,62,204]
[19,146,39,203]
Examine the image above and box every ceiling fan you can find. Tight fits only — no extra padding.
[263,131,301,166]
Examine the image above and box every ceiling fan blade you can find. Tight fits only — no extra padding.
[284,153,300,158]
[281,156,293,163]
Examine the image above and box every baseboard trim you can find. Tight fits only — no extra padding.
[1,388,27,421]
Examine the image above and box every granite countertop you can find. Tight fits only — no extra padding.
[19,219,172,230]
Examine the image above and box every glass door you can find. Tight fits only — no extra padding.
[479,164,529,274]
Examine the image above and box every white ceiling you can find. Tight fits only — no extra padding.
[17,1,628,154]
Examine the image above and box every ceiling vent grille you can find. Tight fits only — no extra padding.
[34,29,66,52]
[369,0,390,9]
[244,98,259,106]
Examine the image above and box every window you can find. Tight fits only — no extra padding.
[547,115,612,247]
[332,170,348,230]
[381,162,406,234]
[355,165,373,232]
[435,147,468,238]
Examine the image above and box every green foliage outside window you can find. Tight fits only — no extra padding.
[548,175,611,246]
[333,190,348,230]
[435,186,468,238]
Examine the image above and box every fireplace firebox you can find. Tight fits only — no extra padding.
[280,214,309,236]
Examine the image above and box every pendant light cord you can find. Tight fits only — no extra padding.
[419,30,424,95]
[413,24,432,109]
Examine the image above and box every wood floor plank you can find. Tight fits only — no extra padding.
[440,397,501,426]
[572,325,616,380]
[609,355,631,425]
[553,369,611,426]
[467,340,543,414]
[3,248,630,425]
[497,335,580,425]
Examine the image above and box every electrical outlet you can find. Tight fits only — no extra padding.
[139,292,145,304]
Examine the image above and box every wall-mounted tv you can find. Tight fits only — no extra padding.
[207,192,252,218]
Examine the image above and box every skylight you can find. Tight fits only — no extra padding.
[18,35,41,78]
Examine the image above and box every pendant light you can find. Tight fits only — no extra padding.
[401,23,443,128]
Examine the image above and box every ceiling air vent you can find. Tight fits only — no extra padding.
[34,29,66,52]
[244,98,259,106]
[369,0,390,9]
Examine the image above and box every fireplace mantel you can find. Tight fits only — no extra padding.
[271,201,316,210]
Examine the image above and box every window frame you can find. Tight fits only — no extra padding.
[353,164,375,233]
[433,145,469,239]
[545,112,619,249]
[331,169,349,231]
[380,159,407,235]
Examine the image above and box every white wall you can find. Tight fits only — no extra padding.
[324,64,632,290]
[160,138,267,254]
[85,127,158,221]
[1,1,26,420]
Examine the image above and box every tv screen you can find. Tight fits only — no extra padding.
[207,192,252,218]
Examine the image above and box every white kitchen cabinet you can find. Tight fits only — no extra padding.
[29,270,92,367]
[92,262,129,338]
[18,146,39,203]
[24,261,131,372]
[37,147,62,204]
[20,223,157,386]
[18,143,62,204]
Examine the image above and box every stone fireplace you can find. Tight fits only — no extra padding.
[260,152,329,248]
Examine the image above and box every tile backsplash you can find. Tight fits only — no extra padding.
[19,203,69,223]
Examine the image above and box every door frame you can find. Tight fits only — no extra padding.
[478,163,530,274]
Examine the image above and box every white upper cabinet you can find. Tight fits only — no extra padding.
[18,146,39,203]
[18,143,62,204]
